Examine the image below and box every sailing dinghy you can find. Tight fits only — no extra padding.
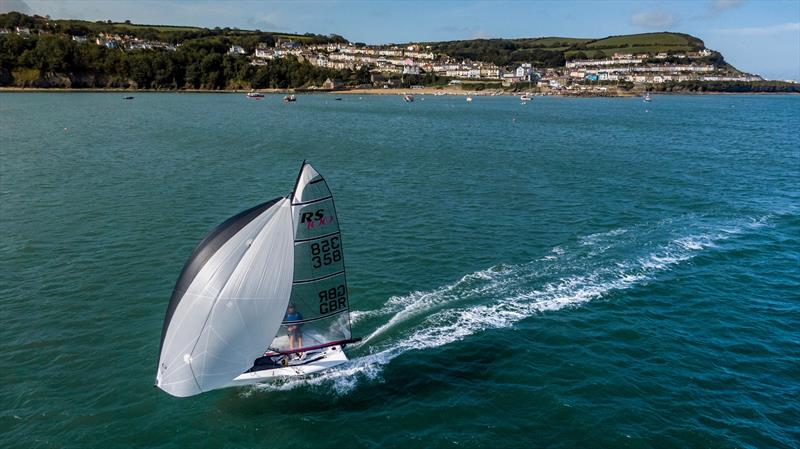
[155,162,359,397]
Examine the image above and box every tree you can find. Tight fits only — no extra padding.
[200,52,223,88]
[569,51,588,61]
[29,35,75,72]
[128,52,153,88]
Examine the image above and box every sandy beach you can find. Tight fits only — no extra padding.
[1,86,791,96]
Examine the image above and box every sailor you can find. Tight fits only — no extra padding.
[285,304,303,352]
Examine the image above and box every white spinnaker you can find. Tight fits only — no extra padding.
[156,198,294,397]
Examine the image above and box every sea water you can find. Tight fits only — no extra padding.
[1,93,798,448]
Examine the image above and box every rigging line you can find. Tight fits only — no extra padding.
[280,308,348,325]
[292,195,332,207]
[294,231,340,243]
[293,270,345,284]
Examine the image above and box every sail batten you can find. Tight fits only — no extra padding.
[292,196,333,206]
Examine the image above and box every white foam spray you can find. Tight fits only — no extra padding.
[248,215,770,396]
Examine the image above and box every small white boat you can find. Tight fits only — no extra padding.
[520,94,531,103]
[246,90,264,98]
[283,94,296,102]
[643,92,652,102]
[466,95,473,103]
[403,94,414,102]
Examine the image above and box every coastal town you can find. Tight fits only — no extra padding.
[0,14,788,94]
[244,39,762,90]
[57,27,760,92]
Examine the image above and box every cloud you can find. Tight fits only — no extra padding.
[471,28,491,39]
[435,25,492,40]
[631,10,680,29]
[709,0,745,15]
[710,22,800,35]
[0,0,31,14]
[246,14,280,31]
[693,0,745,19]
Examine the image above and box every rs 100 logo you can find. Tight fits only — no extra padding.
[300,209,335,229]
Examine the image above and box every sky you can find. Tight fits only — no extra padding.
[1,0,799,80]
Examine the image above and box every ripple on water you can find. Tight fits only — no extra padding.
[1,93,798,449]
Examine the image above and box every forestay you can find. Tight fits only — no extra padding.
[267,163,353,353]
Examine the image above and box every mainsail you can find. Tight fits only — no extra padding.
[268,163,353,354]
[155,162,352,397]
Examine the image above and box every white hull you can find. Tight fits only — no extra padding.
[227,345,348,387]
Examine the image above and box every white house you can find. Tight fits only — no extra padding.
[403,59,420,75]
[480,66,501,79]
[315,55,329,67]
[254,44,273,59]
[515,63,533,81]
[228,45,247,55]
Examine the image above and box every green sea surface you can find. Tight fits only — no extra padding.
[1,93,798,448]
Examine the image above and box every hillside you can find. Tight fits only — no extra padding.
[424,32,707,67]
[3,12,788,93]
[0,11,346,48]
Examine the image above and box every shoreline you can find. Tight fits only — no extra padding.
[0,86,795,96]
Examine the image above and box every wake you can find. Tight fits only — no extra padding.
[248,214,770,396]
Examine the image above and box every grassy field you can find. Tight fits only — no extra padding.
[107,23,203,32]
[519,37,593,47]
[272,34,315,42]
[585,32,704,52]
[4,14,333,43]
[421,32,708,67]
[564,44,705,59]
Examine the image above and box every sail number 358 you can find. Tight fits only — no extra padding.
[311,237,342,268]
